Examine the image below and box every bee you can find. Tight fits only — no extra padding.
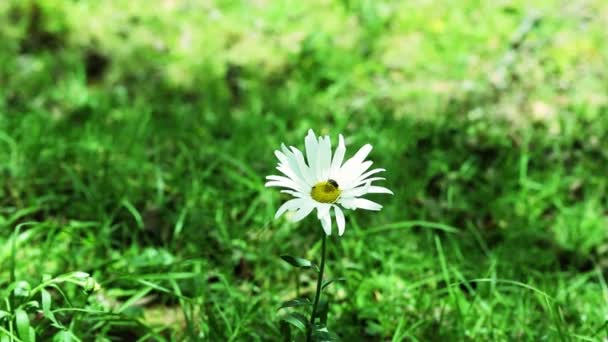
[311,179,341,203]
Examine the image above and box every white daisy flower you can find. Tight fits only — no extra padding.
[266,129,393,236]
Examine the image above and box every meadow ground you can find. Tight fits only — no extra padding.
[1,0,608,340]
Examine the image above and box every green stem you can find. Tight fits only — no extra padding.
[295,270,300,297]
[307,233,327,341]
[9,225,19,312]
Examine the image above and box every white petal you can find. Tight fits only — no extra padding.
[355,143,373,159]
[338,160,374,190]
[265,175,308,193]
[280,190,307,198]
[276,146,311,187]
[340,182,371,198]
[276,164,302,185]
[334,206,345,236]
[317,203,330,219]
[348,177,386,189]
[267,183,306,194]
[355,168,386,183]
[304,130,319,180]
[266,175,291,182]
[344,168,387,190]
[330,134,346,177]
[290,146,316,186]
[340,144,372,173]
[368,186,393,195]
[265,180,303,192]
[274,149,288,163]
[320,211,332,235]
[281,144,314,186]
[317,204,332,235]
[274,198,306,219]
[337,198,357,210]
[339,198,382,211]
[291,202,315,222]
[318,136,332,181]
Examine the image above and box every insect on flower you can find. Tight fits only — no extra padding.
[266,129,393,236]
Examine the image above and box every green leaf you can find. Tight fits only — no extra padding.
[29,327,36,342]
[321,277,345,290]
[68,272,90,281]
[312,327,338,341]
[280,255,318,271]
[313,331,332,341]
[0,310,9,321]
[83,277,100,294]
[41,289,60,326]
[0,310,11,327]
[53,331,73,342]
[280,312,309,333]
[278,297,312,310]
[41,289,52,314]
[15,308,33,342]
[14,280,31,298]
[23,301,40,310]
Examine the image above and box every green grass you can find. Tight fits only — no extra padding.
[1,0,608,340]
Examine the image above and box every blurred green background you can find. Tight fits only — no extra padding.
[1,0,607,340]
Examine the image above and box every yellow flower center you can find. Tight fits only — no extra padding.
[311,179,341,203]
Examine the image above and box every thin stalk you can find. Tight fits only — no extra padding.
[307,233,327,341]
[9,225,19,312]
[295,270,301,297]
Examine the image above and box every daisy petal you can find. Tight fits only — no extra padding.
[318,136,332,180]
[276,146,311,187]
[334,206,345,236]
[340,182,371,198]
[305,130,319,179]
[317,204,332,235]
[355,168,386,183]
[317,203,330,219]
[340,143,372,172]
[291,202,315,222]
[330,134,346,177]
[339,198,383,211]
[349,177,386,189]
[368,186,394,195]
[290,146,316,186]
[265,175,308,193]
[352,143,373,162]
[276,164,302,185]
[280,145,306,177]
[280,190,307,198]
[320,212,332,235]
[265,181,300,192]
[340,160,374,188]
[275,198,305,219]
